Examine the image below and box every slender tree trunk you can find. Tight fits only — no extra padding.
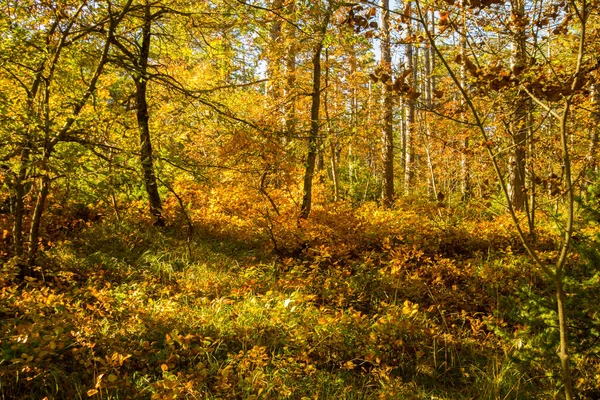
[527,115,536,237]
[459,3,471,201]
[588,83,599,175]
[381,0,394,208]
[404,5,416,195]
[400,100,407,177]
[300,5,332,219]
[556,274,574,399]
[508,0,528,210]
[423,10,438,199]
[330,142,340,201]
[12,148,30,260]
[317,149,325,174]
[300,40,325,219]
[324,48,339,201]
[136,3,164,226]
[27,173,50,266]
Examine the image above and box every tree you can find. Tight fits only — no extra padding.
[403,2,416,195]
[111,0,168,226]
[0,0,133,274]
[300,1,333,219]
[507,0,530,211]
[380,0,394,208]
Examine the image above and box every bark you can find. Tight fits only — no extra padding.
[588,83,599,175]
[323,48,339,201]
[27,174,50,266]
[527,115,536,237]
[423,15,437,198]
[459,3,471,201]
[136,3,164,226]
[381,0,394,208]
[300,40,324,219]
[507,0,528,210]
[300,7,331,219]
[508,101,528,210]
[404,6,416,195]
[12,148,29,259]
[330,142,340,201]
[400,100,407,176]
[556,274,574,399]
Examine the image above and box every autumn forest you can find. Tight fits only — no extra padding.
[0,0,599,398]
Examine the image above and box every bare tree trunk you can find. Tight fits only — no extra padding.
[317,149,325,175]
[508,0,528,211]
[404,5,416,195]
[556,273,574,399]
[324,48,340,201]
[300,41,323,219]
[527,114,536,237]
[330,142,340,201]
[27,174,50,266]
[458,0,471,201]
[12,148,30,260]
[300,8,331,219]
[588,83,599,175]
[381,0,394,207]
[136,3,164,226]
[400,100,407,178]
[423,12,438,199]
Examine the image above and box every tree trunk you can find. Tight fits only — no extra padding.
[460,2,471,201]
[556,274,574,400]
[381,0,394,208]
[423,15,437,199]
[508,0,528,211]
[136,3,164,226]
[300,5,332,219]
[27,173,50,267]
[324,48,339,201]
[404,5,416,195]
[300,39,324,219]
[587,83,599,175]
[330,142,340,201]
[527,114,536,237]
[12,148,30,260]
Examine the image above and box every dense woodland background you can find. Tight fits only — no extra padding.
[1,0,599,398]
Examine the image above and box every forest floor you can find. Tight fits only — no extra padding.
[1,199,599,399]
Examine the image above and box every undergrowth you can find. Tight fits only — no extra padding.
[0,197,598,399]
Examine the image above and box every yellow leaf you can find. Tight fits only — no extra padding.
[87,389,98,397]
[107,374,117,383]
[95,373,104,388]
[161,364,169,371]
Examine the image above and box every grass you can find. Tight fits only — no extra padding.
[1,200,597,399]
